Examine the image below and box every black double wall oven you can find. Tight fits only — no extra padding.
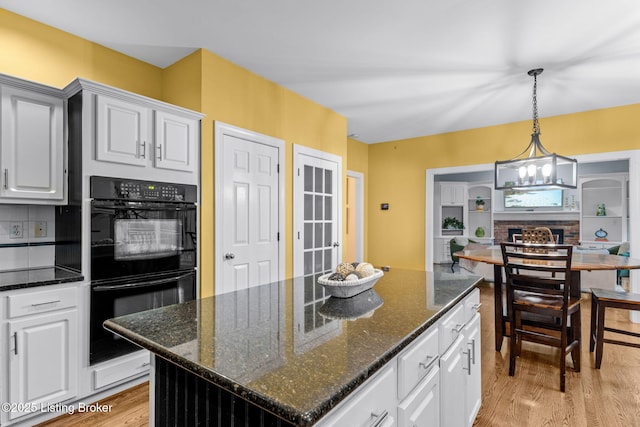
[89,176,197,365]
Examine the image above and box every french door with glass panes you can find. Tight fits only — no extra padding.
[293,145,342,279]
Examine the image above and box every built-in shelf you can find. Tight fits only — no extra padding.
[580,174,627,243]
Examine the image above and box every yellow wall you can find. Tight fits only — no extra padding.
[4,7,640,285]
[0,8,348,297]
[195,49,348,296]
[367,104,640,270]
[0,9,163,97]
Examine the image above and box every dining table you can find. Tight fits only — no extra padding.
[454,246,640,351]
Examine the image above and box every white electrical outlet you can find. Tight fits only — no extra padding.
[10,222,23,239]
[34,221,47,238]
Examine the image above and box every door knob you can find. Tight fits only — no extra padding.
[224,253,235,260]
[332,242,340,247]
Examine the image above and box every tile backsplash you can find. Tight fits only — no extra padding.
[0,205,55,271]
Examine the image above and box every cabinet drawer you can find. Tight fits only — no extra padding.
[398,364,440,427]
[7,286,77,318]
[316,363,396,427]
[94,351,150,390]
[438,303,465,354]
[463,288,481,323]
[397,327,439,400]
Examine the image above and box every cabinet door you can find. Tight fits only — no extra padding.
[464,313,482,427]
[154,110,197,172]
[316,363,397,427]
[441,183,465,205]
[440,335,466,427]
[8,310,78,420]
[398,365,440,427]
[0,86,64,201]
[96,94,149,166]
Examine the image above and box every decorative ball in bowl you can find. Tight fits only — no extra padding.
[317,262,384,298]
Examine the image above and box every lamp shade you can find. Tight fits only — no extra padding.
[495,152,578,190]
[494,69,578,191]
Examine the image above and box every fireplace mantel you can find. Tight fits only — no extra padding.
[493,211,580,221]
[494,219,580,245]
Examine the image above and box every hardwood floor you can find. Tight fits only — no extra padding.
[36,382,148,427]
[36,281,640,427]
[474,281,640,427]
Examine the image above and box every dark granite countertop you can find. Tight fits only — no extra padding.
[104,269,481,426]
[0,266,84,291]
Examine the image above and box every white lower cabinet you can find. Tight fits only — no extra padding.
[440,288,481,427]
[2,285,78,423]
[316,362,397,427]
[440,334,466,427]
[317,288,481,427]
[397,362,440,427]
[92,351,150,390]
[464,313,482,426]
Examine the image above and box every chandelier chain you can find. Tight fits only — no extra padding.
[532,72,540,135]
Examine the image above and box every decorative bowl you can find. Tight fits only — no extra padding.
[317,269,384,298]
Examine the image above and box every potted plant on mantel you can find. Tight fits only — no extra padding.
[443,216,464,230]
[475,196,485,211]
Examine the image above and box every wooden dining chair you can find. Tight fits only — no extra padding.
[521,227,559,253]
[500,242,581,392]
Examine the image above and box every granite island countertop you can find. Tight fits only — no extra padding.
[104,269,481,426]
[0,266,84,291]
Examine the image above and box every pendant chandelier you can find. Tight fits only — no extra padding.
[494,68,578,190]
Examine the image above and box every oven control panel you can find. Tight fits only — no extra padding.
[90,176,197,203]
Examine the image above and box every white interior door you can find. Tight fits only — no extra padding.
[347,170,364,262]
[293,145,342,278]
[215,122,285,295]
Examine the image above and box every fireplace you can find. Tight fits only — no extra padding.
[493,220,579,245]
[508,228,564,244]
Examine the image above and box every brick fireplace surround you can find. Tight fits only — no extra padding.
[494,220,580,245]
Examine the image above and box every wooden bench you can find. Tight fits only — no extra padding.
[590,288,640,368]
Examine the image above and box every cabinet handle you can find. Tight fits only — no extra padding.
[463,348,472,375]
[157,144,162,160]
[452,323,465,334]
[3,169,7,190]
[418,354,439,374]
[473,303,483,312]
[369,410,388,427]
[31,299,61,307]
[469,339,476,364]
[13,332,18,355]
[140,141,146,159]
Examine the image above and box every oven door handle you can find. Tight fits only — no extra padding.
[92,272,194,291]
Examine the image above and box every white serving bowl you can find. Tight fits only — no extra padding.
[317,269,384,298]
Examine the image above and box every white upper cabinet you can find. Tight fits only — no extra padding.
[154,110,197,172]
[65,78,203,183]
[0,80,66,204]
[95,95,198,173]
[96,94,149,167]
[440,182,466,205]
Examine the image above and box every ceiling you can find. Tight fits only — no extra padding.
[2,0,640,143]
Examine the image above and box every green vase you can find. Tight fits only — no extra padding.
[475,227,485,238]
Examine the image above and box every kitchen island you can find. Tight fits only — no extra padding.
[104,269,482,426]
